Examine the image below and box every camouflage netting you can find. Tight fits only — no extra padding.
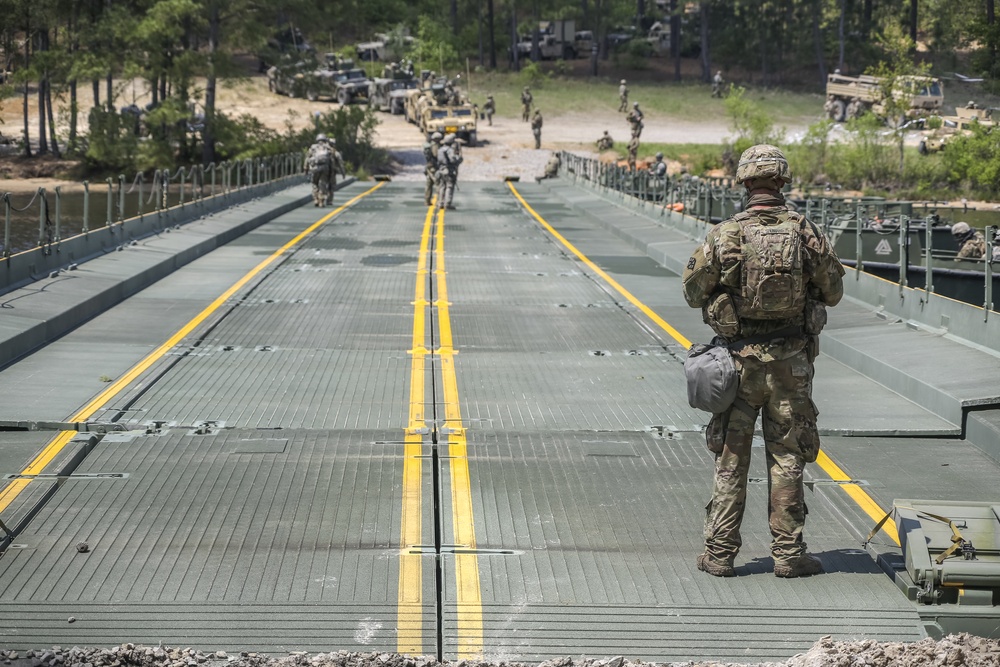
[3,634,1000,667]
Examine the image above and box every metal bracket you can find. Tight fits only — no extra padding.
[0,420,127,433]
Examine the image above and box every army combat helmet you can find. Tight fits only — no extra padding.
[736,144,791,185]
[951,221,972,238]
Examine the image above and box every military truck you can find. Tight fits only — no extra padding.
[403,77,478,145]
[918,104,995,154]
[825,72,944,123]
[355,32,416,63]
[515,20,578,60]
[267,60,323,100]
[369,75,420,114]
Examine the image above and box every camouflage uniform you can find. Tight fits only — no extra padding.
[423,133,442,206]
[681,144,845,577]
[626,136,639,171]
[596,131,614,151]
[483,95,495,126]
[535,153,561,183]
[531,109,543,149]
[953,222,986,261]
[626,103,644,138]
[303,135,346,207]
[711,71,724,98]
[521,87,533,122]
[618,79,629,112]
[436,135,462,210]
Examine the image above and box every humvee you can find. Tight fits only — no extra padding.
[918,104,994,154]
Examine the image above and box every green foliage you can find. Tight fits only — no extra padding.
[941,124,1000,198]
[824,113,895,189]
[786,119,835,186]
[517,61,547,89]
[83,107,139,173]
[411,16,460,72]
[723,85,785,156]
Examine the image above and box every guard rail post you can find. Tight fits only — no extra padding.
[54,187,62,246]
[855,200,863,277]
[986,226,996,319]
[118,175,125,223]
[82,181,90,233]
[898,215,909,290]
[38,188,47,252]
[925,216,934,297]
[3,195,10,258]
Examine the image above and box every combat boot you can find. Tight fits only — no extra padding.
[774,554,824,578]
[696,553,735,577]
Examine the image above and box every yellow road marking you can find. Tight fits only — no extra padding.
[507,182,691,349]
[508,182,899,545]
[435,207,483,658]
[0,183,386,515]
[397,201,435,654]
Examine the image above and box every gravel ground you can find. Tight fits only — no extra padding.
[3,633,1000,667]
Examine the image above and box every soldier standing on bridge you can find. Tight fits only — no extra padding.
[521,86,533,122]
[304,134,345,207]
[681,144,845,579]
[436,133,462,211]
[423,132,442,206]
[531,108,543,149]
[618,79,629,112]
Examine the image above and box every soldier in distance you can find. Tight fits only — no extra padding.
[681,144,845,579]
[951,221,986,261]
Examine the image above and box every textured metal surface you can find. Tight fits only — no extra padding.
[0,428,435,652]
[5,179,995,659]
[440,430,922,662]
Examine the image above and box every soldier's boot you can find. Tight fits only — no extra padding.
[774,554,823,578]
[696,553,735,578]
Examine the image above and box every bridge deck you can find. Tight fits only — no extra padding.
[1,179,997,662]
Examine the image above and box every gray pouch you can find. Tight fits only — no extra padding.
[684,339,739,414]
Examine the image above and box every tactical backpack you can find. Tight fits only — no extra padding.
[734,210,808,320]
[307,144,331,174]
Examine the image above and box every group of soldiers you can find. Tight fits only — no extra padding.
[422,130,463,210]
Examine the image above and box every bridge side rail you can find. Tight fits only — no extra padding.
[560,150,1000,357]
[1,153,304,296]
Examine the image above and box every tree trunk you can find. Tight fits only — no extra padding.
[92,79,100,109]
[700,1,710,83]
[46,79,60,157]
[670,0,680,81]
[69,81,78,153]
[838,0,846,72]
[488,0,496,69]
[37,32,49,155]
[813,0,827,86]
[451,0,458,35]
[477,0,484,66]
[863,0,873,37]
[202,2,220,164]
[909,0,918,46]
[988,0,996,75]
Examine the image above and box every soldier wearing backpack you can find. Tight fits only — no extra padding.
[681,144,845,580]
[304,134,346,207]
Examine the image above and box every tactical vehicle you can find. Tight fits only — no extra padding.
[267,60,323,100]
[515,20,578,60]
[404,77,478,145]
[355,32,416,63]
[918,105,994,154]
[258,27,314,73]
[369,77,420,114]
[825,72,944,123]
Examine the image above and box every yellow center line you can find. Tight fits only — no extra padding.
[435,207,483,658]
[508,181,899,545]
[397,201,435,654]
[0,183,386,515]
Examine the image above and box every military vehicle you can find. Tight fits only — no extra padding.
[918,104,995,154]
[266,60,323,100]
[404,77,478,145]
[515,20,579,60]
[369,76,420,114]
[825,72,944,123]
[355,32,416,63]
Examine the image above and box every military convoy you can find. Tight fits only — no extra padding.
[515,20,581,60]
[403,74,478,146]
[266,54,372,104]
[825,72,944,123]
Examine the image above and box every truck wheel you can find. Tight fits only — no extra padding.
[337,89,349,106]
[918,140,928,155]
[829,99,846,122]
[391,99,402,115]
[467,131,477,147]
[307,89,318,102]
